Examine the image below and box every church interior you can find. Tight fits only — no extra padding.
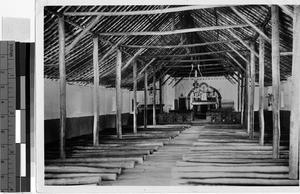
[42,5,300,186]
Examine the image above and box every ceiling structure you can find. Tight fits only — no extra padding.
[44,5,294,89]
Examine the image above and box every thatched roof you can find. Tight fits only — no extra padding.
[44,5,293,89]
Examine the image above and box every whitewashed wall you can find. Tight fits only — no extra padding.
[44,79,132,120]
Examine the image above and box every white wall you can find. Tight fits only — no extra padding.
[44,79,132,120]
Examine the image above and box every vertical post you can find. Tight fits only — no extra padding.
[144,69,148,130]
[259,36,265,146]
[241,74,244,125]
[159,76,163,114]
[116,49,122,139]
[249,42,255,139]
[133,60,137,134]
[289,5,300,180]
[237,74,240,111]
[271,5,281,159]
[58,17,66,159]
[93,36,99,146]
[153,71,156,125]
[244,61,249,131]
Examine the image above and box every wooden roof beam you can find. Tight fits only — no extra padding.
[164,63,224,68]
[159,59,221,63]
[64,5,229,16]
[230,6,271,43]
[137,58,156,76]
[98,24,250,36]
[121,48,145,71]
[278,5,294,18]
[226,52,247,73]
[227,42,250,64]
[66,16,101,54]
[227,28,259,57]
[121,39,240,49]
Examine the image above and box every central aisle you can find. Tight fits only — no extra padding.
[102,126,202,186]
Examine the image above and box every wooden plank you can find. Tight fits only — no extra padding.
[172,166,289,173]
[182,158,289,163]
[58,16,66,159]
[122,39,239,49]
[116,49,122,139]
[289,5,300,180]
[249,42,255,139]
[45,176,102,186]
[46,161,135,169]
[172,171,289,179]
[45,166,122,174]
[144,69,148,130]
[45,173,117,181]
[176,161,288,167]
[259,36,265,146]
[153,71,156,125]
[171,178,298,186]
[46,157,143,164]
[133,59,137,133]
[64,5,229,16]
[230,6,271,43]
[98,24,250,36]
[93,36,100,146]
[271,5,281,159]
[65,16,101,54]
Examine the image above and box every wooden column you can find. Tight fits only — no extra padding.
[93,36,99,146]
[159,76,163,114]
[289,5,300,180]
[116,49,122,139]
[244,59,249,131]
[58,17,66,159]
[152,71,157,125]
[241,74,244,125]
[133,60,137,134]
[271,5,281,159]
[259,36,265,146]
[249,42,255,139]
[144,69,148,130]
[237,74,240,112]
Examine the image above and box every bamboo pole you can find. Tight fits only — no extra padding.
[98,24,250,36]
[237,73,240,111]
[121,48,145,71]
[278,5,294,18]
[259,36,265,146]
[116,49,123,139]
[244,58,249,131]
[240,74,244,125]
[137,58,156,76]
[289,5,300,180]
[64,5,228,16]
[153,72,156,125]
[249,42,255,139]
[159,59,221,63]
[227,43,250,64]
[144,69,148,130]
[58,16,66,159]
[271,5,281,159]
[93,36,100,146]
[133,60,137,134]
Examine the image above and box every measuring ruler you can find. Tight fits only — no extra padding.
[1,41,16,192]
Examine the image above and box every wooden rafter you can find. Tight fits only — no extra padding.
[227,42,250,64]
[121,48,145,70]
[226,52,247,73]
[138,58,156,76]
[64,5,230,16]
[66,16,101,54]
[231,6,271,43]
[159,59,221,63]
[98,24,250,36]
[278,5,294,18]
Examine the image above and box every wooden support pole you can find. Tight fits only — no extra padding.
[259,36,265,146]
[58,17,66,159]
[93,36,100,146]
[249,42,255,139]
[237,73,240,111]
[116,49,123,139]
[240,74,244,125]
[152,72,156,125]
[289,5,300,180]
[271,5,281,159]
[133,60,137,134]
[159,76,163,114]
[244,60,249,131]
[144,69,148,130]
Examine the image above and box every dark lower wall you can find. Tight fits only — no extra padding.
[45,113,131,144]
[254,110,290,133]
